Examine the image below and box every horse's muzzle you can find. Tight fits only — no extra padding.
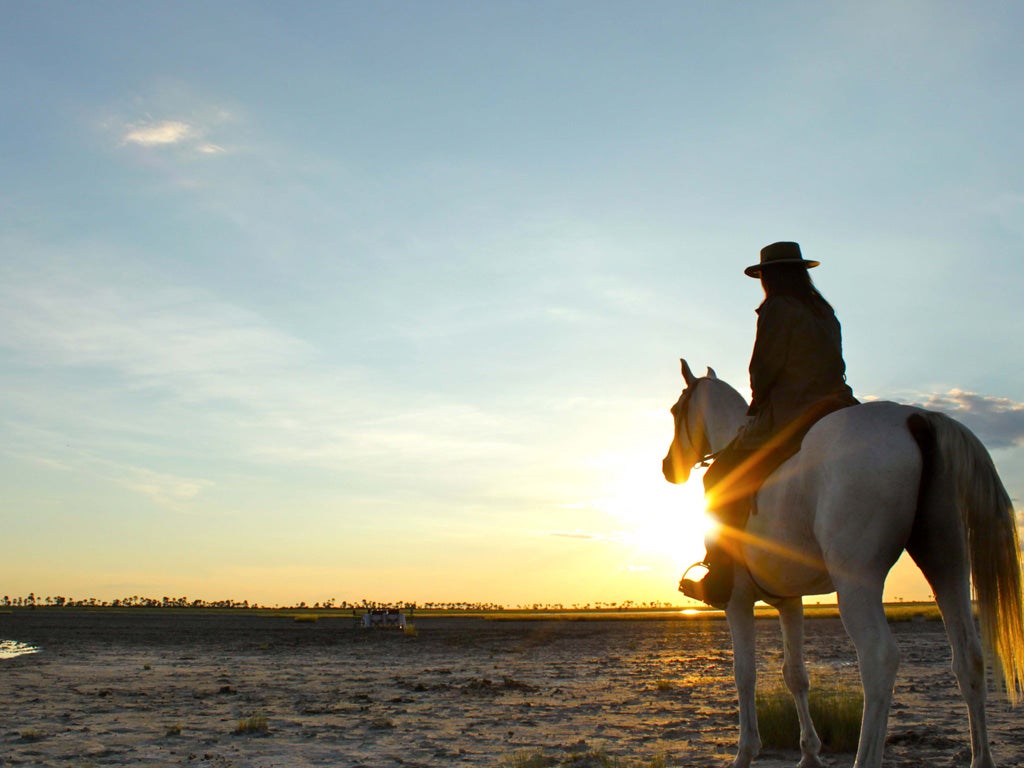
[662,450,690,485]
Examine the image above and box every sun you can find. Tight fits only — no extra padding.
[598,455,714,573]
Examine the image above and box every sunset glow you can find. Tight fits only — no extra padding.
[605,460,713,574]
[2,4,1022,608]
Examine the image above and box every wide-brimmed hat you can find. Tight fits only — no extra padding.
[744,241,820,277]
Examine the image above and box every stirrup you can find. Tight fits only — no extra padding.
[678,561,729,608]
[679,561,710,584]
[678,561,710,600]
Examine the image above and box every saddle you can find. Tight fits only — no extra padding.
[705,395,858,520]
[680,396,857,607]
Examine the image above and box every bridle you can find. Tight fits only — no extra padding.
[672,372,793,603]
[673,379,719,468]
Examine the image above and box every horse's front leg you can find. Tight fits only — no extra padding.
[726,586,760,768]
[777,598,823,768]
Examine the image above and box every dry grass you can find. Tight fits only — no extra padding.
[756,679,862,753]
[233,712,269,735]
[882,602,943,622]
[503,747,668,767]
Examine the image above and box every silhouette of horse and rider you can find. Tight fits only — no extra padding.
[662,241,1023,768]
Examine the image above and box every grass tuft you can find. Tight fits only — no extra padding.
[756,678,862,753]
[233,712,269,734]
[504,750,558,768]
[502,747,667,767]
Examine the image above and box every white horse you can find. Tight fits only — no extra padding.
[662,359,1024,768]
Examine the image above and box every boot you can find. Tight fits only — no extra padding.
[678,544,734,609]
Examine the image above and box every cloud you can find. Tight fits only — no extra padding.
[112,464,213,509]
[122,120,195,147]
[1,421,213,512]
[909,389,1024,449]
[116,102,235,156]
[0,275,314,403]
[550,530,601,540]
[0,262,538,499]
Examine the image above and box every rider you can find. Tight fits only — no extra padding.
[680,241,858,608]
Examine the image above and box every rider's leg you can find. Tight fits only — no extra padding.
[680,447,754,607]
[680,497,748,607]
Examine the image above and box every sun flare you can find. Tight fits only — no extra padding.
[597,455,713,573]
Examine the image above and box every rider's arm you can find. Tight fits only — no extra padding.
[747,296,794,414]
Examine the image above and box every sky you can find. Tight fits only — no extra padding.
[2,2,1022,608]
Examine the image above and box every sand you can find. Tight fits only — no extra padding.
[1,610,1022,767]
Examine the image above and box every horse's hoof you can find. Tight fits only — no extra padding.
[729,748,758,768]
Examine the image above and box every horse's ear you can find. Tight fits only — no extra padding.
[706,367,717,379]
[681,359,697,385]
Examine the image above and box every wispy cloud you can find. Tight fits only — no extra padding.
[115,98,236,156]
[122,120,195,147]
[0,273,314,403]
[111,464,213,509]
[0,261,540,507]
[550,530,602,540]
[1,421,213,512]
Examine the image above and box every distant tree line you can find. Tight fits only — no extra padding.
[1,594,256,609]
[1,594,680,611]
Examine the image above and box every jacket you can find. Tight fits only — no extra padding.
[741,294,857,447]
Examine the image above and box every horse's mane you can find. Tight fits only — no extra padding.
[702,374,750,410]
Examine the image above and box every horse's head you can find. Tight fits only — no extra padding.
[662,359,717,485]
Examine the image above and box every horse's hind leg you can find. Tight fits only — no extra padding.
[835,580,899,768]
[909,524,994,768]
[777,598,823,768]
[933,576,994,768]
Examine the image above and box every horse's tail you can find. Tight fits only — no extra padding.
[908,410,1024,704]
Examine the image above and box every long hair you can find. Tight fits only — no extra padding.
[759,263,835,315]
